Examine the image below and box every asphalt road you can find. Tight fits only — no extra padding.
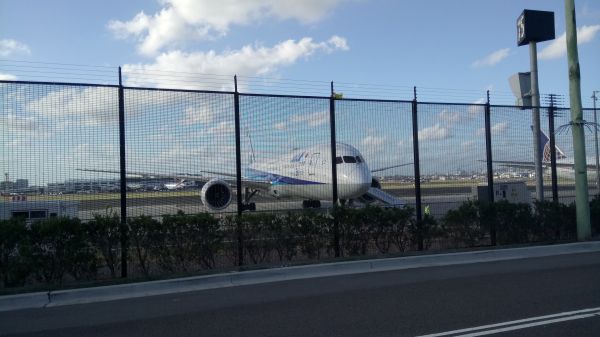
[1,252,599,337]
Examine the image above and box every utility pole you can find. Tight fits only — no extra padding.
[564,0,591,240]
[593,91,599,192]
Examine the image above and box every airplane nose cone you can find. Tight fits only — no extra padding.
[337,166,372,198]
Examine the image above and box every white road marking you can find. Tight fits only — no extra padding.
[416,306,600,337]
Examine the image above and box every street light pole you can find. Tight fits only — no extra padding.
[593,91,599,192]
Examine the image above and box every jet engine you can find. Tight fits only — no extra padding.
[200,178,232,211]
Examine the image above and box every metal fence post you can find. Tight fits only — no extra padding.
[233,75,244,266]
[118,67,128,278]
[411,87,423,251]
[330,81,340,257]
[484,90,496,246]
[548,95,559,203]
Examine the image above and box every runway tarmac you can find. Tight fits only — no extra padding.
[75,185,592,220]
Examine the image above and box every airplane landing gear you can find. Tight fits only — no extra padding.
[302,200,321,208]
[241,188,257,212]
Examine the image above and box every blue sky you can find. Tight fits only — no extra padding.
[1,0,599,101]
[1,1,600,185]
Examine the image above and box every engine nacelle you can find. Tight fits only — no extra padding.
[200,178,232,211]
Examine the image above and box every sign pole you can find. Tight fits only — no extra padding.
[529,41,544,201]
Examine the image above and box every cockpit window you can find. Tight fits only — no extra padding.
[343,156,357,163]
[335,156,343,164]
[355,156,362,163]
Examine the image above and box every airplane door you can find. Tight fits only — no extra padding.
[308,153,320,175]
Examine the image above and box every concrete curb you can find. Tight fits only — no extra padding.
[2,241,600,311]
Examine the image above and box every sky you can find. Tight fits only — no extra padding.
[1,0,600,185]
[1,0,599,101]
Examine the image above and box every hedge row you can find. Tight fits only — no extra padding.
[1,199,596,289]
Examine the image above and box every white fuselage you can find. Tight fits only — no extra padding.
[551,157,599,182]
[245,143,372,200]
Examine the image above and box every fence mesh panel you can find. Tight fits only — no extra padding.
[335,99,414,207]
[417,103,487,217]
[123,89,235,217]
[1,83,119,221]
[239,94,331,212]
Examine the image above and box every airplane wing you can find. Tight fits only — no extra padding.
[371,162,413,173]
[77,168,206,181]
[76,168,272,190]
[492,160,598,170]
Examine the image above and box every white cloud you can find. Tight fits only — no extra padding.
[182,105,215,125]
[0,73,17,80]
[274,122,286,130]
[476,122,509,137]
[360,135,388,155]
[472,48,510,68]
[109,0,343,55]
[461,140,476,147]
[0,39,31,57]
[180,94,232,125]
[26,87,119,126]
[539,25,600,60]
[468,98,486,116]
[206,121,235,136]
[419,123,450,141]
[361,135,386,147]
[437,110,461,124]
[122,36,348,89]
[290,110,329,127]
[0,113,38,131]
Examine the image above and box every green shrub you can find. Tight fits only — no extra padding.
[238,213,279,264]
[0,218,32,287]
[289,211,331,260]
[127,215,162,276]
[480,201,534,245]
[443,201,485,247]
[268,213,298,262]
[29,217,97,285]
[533,200,576,241]
[589,195,600,235]
[333,206,371,256]
[408,213,443,250]
[159,211,224,272]
[186,213,223,269]
[87,210,121,278]
[381,206,414,253]
[333,205,414,256]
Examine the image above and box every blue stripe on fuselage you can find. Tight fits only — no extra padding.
[245,168,324,185]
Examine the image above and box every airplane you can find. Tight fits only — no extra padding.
[163,180,197,190]
[78,142,410,211]
[493,128,599,182]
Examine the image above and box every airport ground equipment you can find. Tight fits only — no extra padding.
[0,200,79,223]
[473,181,529,204]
